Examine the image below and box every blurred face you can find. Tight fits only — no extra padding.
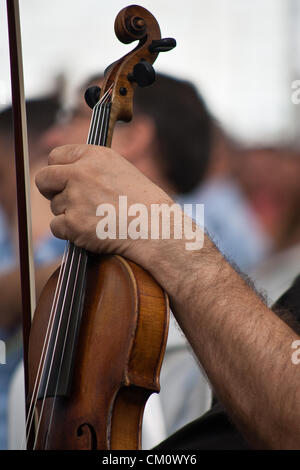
[40,84,172,194]
[237,149,300,242]
[41,94,92,152]
[111,118,170,192]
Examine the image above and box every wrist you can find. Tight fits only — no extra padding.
[131,218,224,314]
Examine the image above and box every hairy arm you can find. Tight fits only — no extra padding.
[146,235,300,449]
[35,144,300,449]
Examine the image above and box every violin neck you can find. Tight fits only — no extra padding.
[87,98,112,146]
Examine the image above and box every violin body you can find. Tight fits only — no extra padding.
[28,254,169,449]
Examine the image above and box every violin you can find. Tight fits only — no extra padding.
[18,5,175,450]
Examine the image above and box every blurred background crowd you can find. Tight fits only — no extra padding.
[0,0,300,450]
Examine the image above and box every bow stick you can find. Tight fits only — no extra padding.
[6,0,36,425]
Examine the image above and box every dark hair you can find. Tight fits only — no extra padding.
[133,73,212,194]
[85,72,213,194]
[0,94,60,142]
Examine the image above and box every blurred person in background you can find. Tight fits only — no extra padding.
[179,125,272,273]
[235,147,300,304]
[0,97,65,449]
[236,147,300,250]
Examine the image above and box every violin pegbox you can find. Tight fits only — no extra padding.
[97,4,176,145]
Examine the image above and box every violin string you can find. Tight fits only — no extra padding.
[24,242,73,448]
[94,105,103,144]
[88,85,113,144]
[99,104,111,146]
[43,93,113,444]
[29,87,113,448]
[91,101,104,145]
[42,249,85,449]
[22,241,69,448]
[29,84,113,448]
[32,245,77,449]
[26,87,108,434]
[89,102,101,144]
[95,93,109,144]
[24,242,69,434]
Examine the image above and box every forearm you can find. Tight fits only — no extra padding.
[145,234,300,449]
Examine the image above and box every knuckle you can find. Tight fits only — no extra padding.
[50,217,66,240]
[48,144,86,166]
[69,144,83,162]
[34,169,43,190]
[35,167,50,193]
[65,184,81,208]
[48,147,62,165]
[71,144,92,163]
[48,148,58,166]
[35,165,46,182]
[50,194,62,216]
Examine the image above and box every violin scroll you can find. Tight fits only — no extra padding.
[114,4,160,45]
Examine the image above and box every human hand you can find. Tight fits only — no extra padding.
[35,144,174,266]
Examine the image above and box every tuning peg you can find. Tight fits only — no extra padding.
[148,37,176,53]
[84,86,101,109]
[127,61,156,87]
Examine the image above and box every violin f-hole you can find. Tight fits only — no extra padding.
[77,423,98,450]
